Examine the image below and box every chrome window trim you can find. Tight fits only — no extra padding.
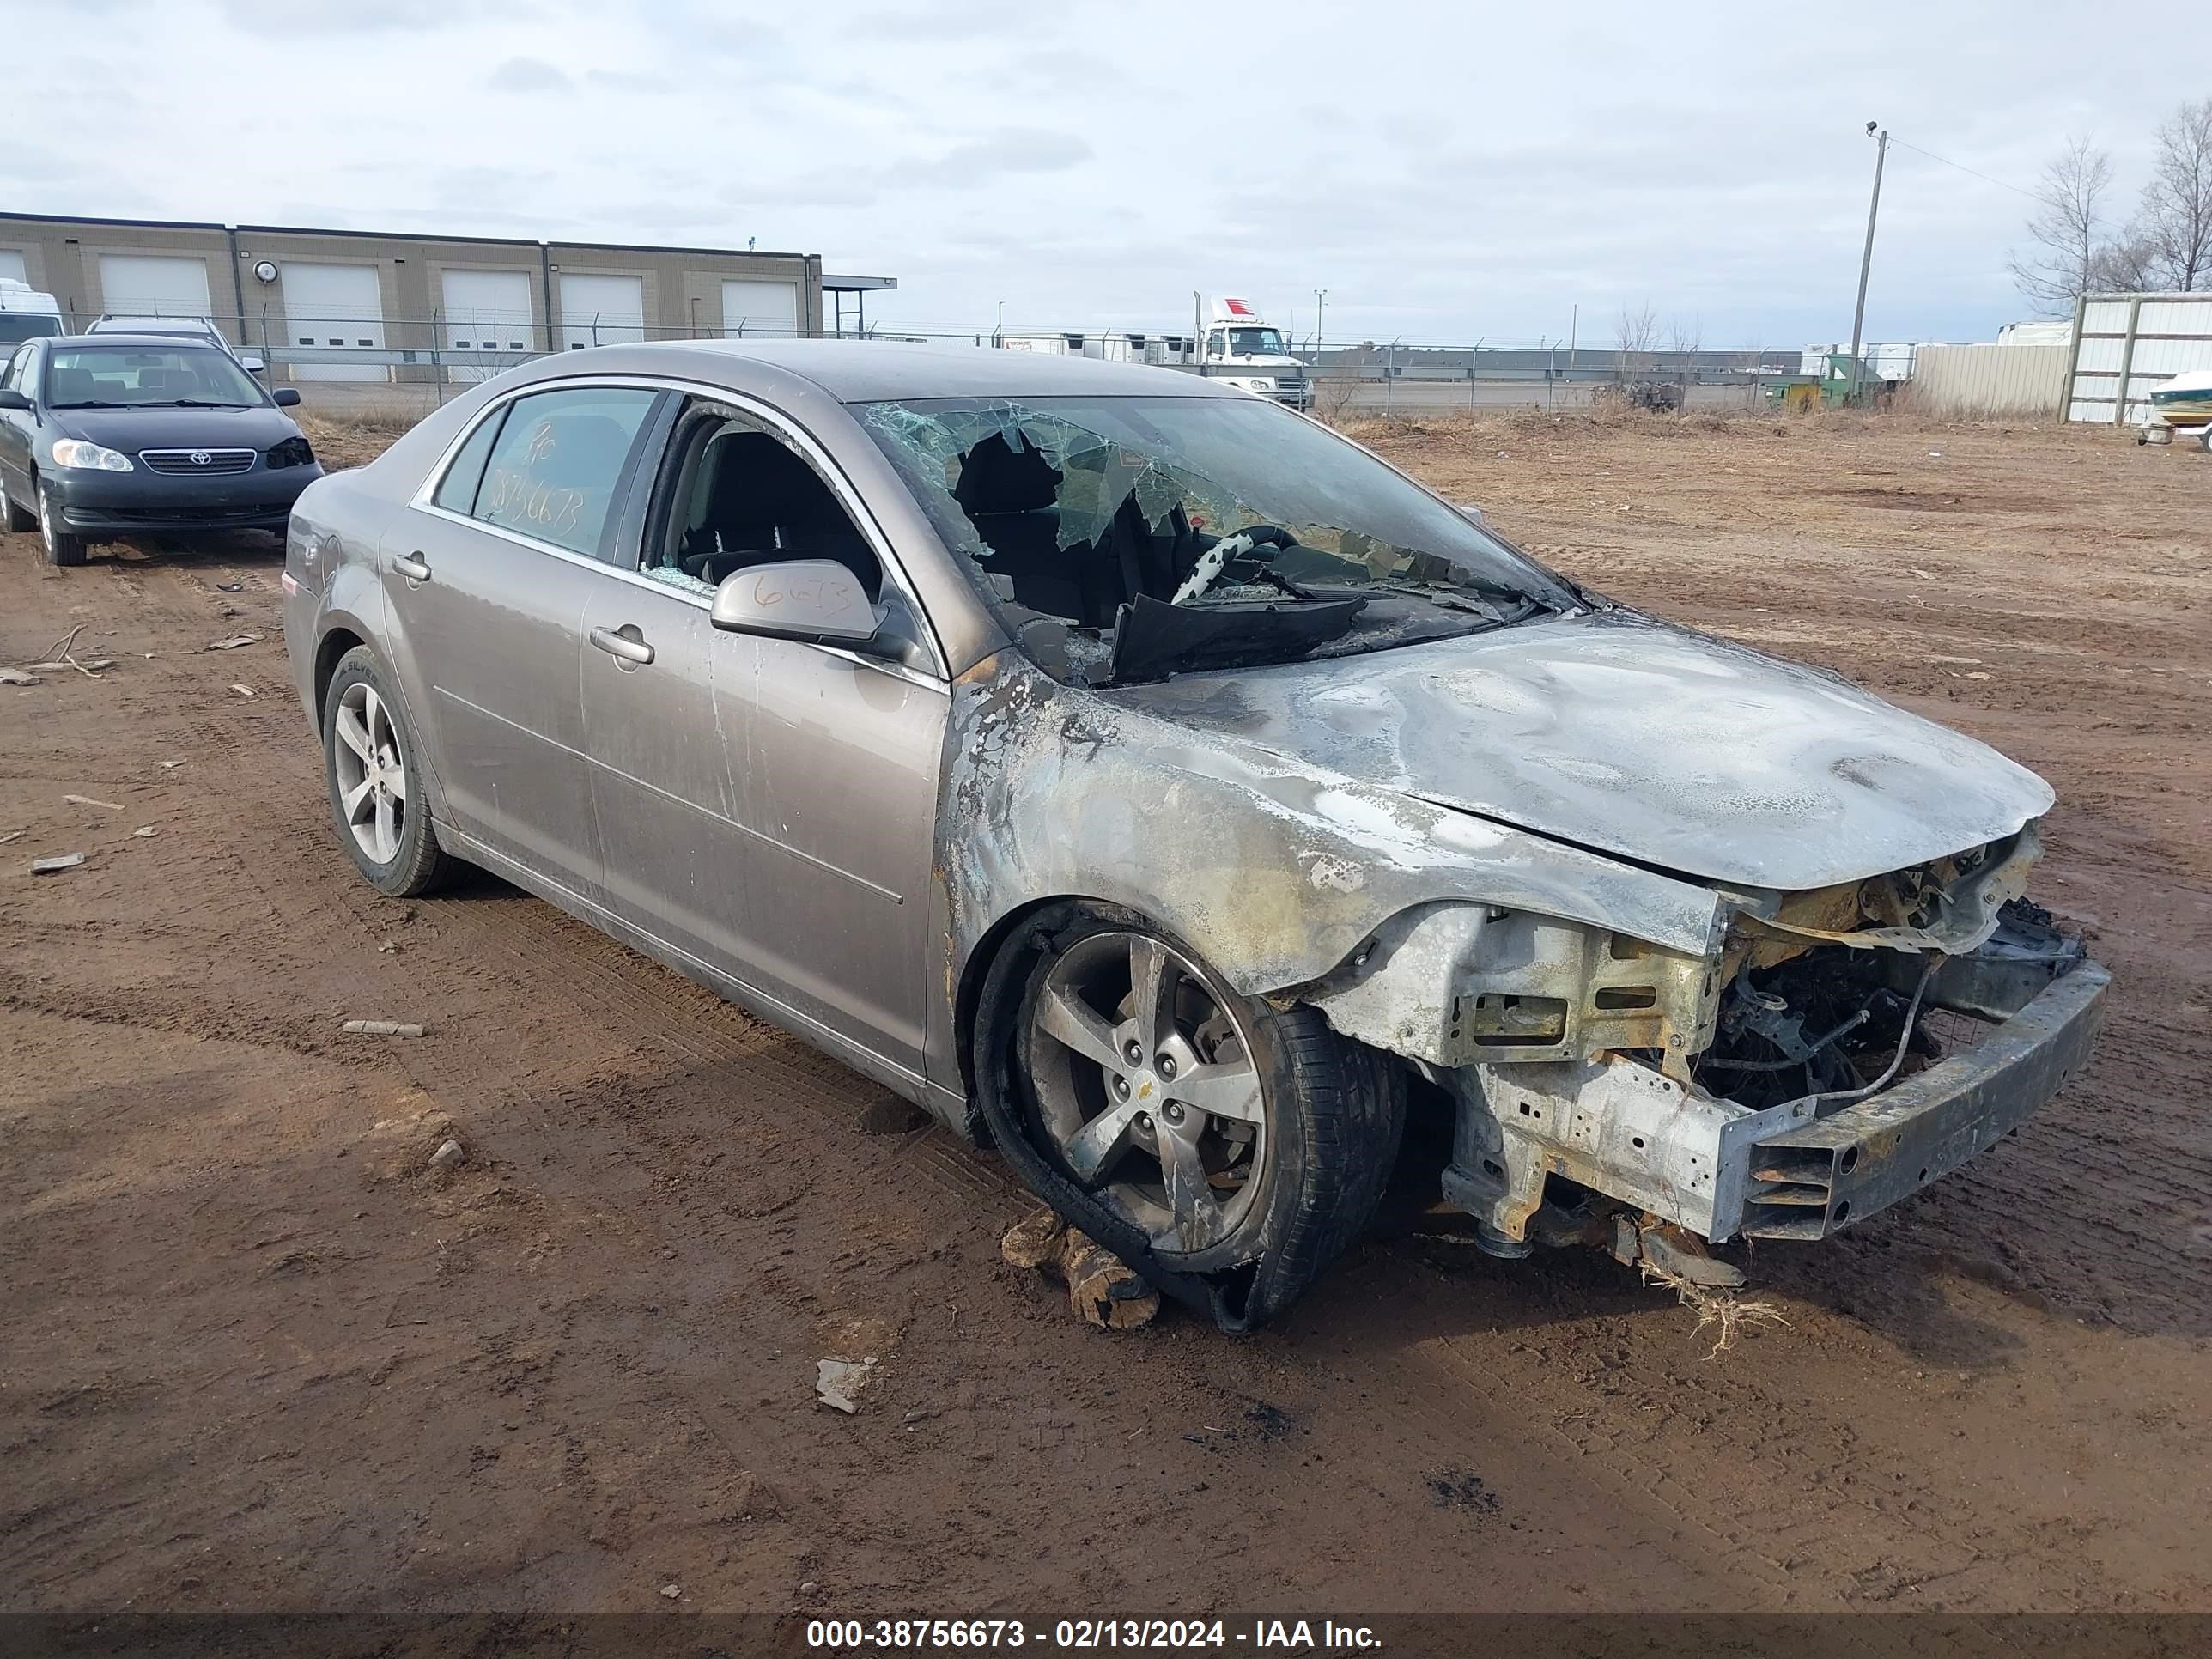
[409,499,947,697]
[409,373,950,683]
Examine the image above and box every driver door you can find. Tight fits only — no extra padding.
[578,396,947,1079]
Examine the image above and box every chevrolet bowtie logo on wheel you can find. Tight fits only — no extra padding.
[190,451,211,466]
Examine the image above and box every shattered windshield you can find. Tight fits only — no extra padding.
[860,393,1581,685]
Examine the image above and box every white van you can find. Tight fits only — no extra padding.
[0,278,65,347]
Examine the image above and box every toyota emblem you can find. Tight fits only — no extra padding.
[189,450,212,466]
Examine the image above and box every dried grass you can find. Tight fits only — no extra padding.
[1639,1259,1795,1358]
[298,408,422,471]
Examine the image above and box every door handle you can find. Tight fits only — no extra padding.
[589,625,655,666]
[392,552,432,582]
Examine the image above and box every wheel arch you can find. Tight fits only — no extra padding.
[310,624,453,833]
[312,624,368,726]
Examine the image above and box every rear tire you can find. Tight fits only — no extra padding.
[0,472,33,532]
[37,481,86,567]
[322,647,451,897]
[974,901,1403,1330]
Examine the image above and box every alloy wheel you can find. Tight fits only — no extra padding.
[1025,930,1267,1254]
[331,679,409,865]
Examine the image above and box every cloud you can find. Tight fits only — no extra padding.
[9,0,2203,347]
[216,0,461,29]
[857,0,1052,41]
[585,68,672,92]
[485,56,572,93]
[884,128,1094,186]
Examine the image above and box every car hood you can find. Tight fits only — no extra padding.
[54,404,302,452]
[1103,608,2054,890]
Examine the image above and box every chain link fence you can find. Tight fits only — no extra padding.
[25,306,1811,422]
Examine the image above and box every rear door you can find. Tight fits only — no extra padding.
[392,382,664,906]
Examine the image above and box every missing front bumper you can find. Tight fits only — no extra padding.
[1730,959,2108,1239]
[1443,957,2110,1246]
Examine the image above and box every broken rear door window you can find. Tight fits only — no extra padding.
[859,394,1580,685]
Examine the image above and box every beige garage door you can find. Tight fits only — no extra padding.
[720,279,799,339]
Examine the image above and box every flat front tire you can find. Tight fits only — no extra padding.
[975,902,1403,1330]
[322,647,450,896]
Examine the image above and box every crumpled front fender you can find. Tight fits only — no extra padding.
[940,653,1731,1005]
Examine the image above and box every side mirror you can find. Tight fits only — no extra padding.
[271,387,302,408]
[240,354,266,374]
[0,388,32,412]
[710,559,881,647]
[1453,501,1487,526]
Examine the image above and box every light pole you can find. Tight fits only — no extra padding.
[994,299,1004,348]
[1313,287,1327,349]
[1848,122,1888,404]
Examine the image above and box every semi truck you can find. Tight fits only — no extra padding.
[998,297,1311,410]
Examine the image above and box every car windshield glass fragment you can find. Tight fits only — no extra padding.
[859,393,1579,684]
[45,345,265,408]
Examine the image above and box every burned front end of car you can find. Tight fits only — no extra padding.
[1305,823,2108,1261]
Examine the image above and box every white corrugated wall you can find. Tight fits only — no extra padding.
[1910,343,2069,416]
[2066,292,2212,423]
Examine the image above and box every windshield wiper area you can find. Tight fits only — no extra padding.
[163,398,252,408]
[48,400,130,410]
[1362,573,1553,623]
[1108,592,1369,684]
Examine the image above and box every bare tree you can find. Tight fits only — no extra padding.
[2008,134,2115,313]
[1614,301,1659,376]
[1668,314,1702,383]
[2134,98,2212,290]
[2090,231,2161,294]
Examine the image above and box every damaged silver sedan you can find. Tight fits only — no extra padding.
[283,340,2107,1329]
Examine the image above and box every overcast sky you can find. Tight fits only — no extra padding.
[11,0,2210,347]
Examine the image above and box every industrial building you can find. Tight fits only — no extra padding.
[0,211,895,385]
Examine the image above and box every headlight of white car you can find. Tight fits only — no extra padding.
[52,439,134,472]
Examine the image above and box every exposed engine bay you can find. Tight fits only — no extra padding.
[1302,822,2108,1267]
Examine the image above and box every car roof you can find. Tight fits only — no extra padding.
[94,316,216,327]
[535,337,1249,404]
[53,332,236,350]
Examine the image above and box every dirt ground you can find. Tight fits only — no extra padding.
[3,409,2207,1626]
